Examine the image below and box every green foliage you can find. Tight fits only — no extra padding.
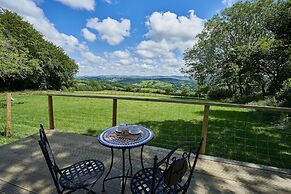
[246,96,281,108]
[74,76,197,97]
[180,86,190,96]
[0,10,78,90]
[183,0,291,102]
[207,87,233,100]
[164,85,174,95]
[88,80,103,91]
[125,84,134,92]
[277,78,291,107]
[193,85,208,98]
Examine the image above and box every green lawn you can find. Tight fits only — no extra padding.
[0,91,290,169]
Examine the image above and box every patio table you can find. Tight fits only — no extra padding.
[98,125,154,194]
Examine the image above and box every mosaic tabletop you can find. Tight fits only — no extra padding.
[98,125,154,149]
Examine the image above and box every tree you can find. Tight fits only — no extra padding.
[0,10,78,90]
[164,85,174,95]
[181,86,190,96]
[183,0,291,99]
[88,80,102,91]
[0,22,41,89]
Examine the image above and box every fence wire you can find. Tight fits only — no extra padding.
[54,96,112,136]
[118,100,202,149]
[0,95,6,136]
[207,108,291,169]
[0,93,290,170]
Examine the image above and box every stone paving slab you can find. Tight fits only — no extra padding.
[0,131,291,194]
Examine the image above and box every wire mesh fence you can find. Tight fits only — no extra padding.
[54,96,112,136]
[2,94,48,144]
[0,94,6,137]
[117,100,202,149]
[0,93,290,170]
[118,99,291,169]
[207,108,291,169]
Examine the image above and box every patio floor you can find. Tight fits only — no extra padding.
[0,130,291,194]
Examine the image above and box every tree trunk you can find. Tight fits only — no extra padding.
[261,83,266,97]
[239,85,244,96]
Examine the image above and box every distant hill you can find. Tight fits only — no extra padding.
[77,75,194,82]
[76,75,197,90]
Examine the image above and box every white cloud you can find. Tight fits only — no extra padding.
[222,0,239,7]
[106,50,131,59]
[135,10,204,75]
[136,39,173,58]
[145,10,205,51]
[133,10,205,76]
[87,17,130,45]
[106,50,136,65]
[0,0,87,54]
[81,28,96,42]
[103,0,112,4]
[78,48,183,76]
[55,0,95,11]
[81,51,106,64]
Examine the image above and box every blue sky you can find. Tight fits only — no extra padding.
[0,0,237,76]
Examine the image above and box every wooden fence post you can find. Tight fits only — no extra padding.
[112,98,117,127]
[5,93,11,136]
[48,95,54,129]
[200,105,210,154]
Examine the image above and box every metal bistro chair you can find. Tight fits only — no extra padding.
[131,138,203,194]
[38,124,105,194]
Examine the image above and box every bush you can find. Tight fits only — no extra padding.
[181,87,190,96]
[248,96,278,107]
[74,83,93,91]
[231,94,264,104]
[125,85,134,92]
[207,87,232,100]
[88,80,103,91]
[140,88,150,93]
[61,86,68,92]
[275,79,291,105]
[164,85,174,95]
[193,85,208,98]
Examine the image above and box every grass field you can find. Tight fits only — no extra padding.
[0,91,290,169]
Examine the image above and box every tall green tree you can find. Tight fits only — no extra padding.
[0,22,41,89]
[183,0,291,98]
[0,10,78,90]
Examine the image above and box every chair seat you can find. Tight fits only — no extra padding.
[131,168,172,194]
[59,159,104,190]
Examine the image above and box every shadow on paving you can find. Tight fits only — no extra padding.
[0,131,290,193]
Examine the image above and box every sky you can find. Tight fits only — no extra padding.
[0,0,238,76]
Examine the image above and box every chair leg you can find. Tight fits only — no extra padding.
[85,178,99,194]
[128,149,133,176]
[83,187,98,194]
[63,189,77,194]
[141,145,144,169]
[103,148,114,192]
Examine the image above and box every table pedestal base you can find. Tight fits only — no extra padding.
[102,146,144,194]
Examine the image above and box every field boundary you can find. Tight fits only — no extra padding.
[47,93,291,155]
[48,93,291,112]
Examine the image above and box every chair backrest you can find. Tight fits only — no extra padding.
[38,124,61,193]
[152,138,203,193]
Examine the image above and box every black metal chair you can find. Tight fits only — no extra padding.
[38,124,105,194]
[131,138,203,194]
